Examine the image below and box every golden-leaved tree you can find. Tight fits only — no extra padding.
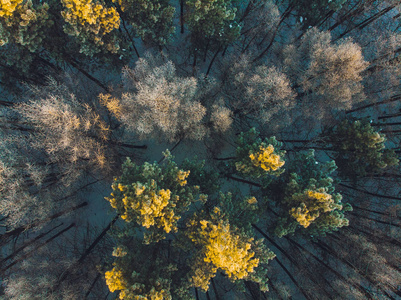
[61,0,120,55]
[104,151,275,298]
[0,0,52,51]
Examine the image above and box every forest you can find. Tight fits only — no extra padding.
[1,0,401,299]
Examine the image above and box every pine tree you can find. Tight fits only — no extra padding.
[112,0,175,46]
[273,150,351,238]
[235,128,286,179]
[183,206,275,292]
[0,0,53,51]
[105,150,206,244]
[61,0,120,55]
[186,0,241,56]
[293,0,346,27]
[326,119,399,179]
[105,151,276,298]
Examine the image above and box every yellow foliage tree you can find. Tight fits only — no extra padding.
[235,128,286,178]
[106,151,205,244]
[0,0,23,17]
[0,0,52,51]
[184,207,270,291]
[289,189,340,228]
[61,0,120,55]
[249,145,285,172]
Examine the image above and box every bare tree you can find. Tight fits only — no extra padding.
[284,28,368,115]
[221,55,296,126]
[108,53,230,142]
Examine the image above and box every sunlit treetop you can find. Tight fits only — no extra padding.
[61,0,120,55]
[0,0,52,51]
[104,243,177,300]
[0,0,23,17]
[235,128,286,178]
[61,0,120,32]
[106,150,207,244]
[184,206,275,292]
[274,150,351,238]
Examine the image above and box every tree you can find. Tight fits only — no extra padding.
[16,78,112,173]
[183,206,275,292]
[61,0,120,56]
[104,151,276,298]
[105,242,177,299]
[293,0,346,27]
[112,0,175,46]
[0,0,53,51]
[221,56,296,124]
[0,76,124,231]
[238,0,280,54]
[273,150,351,238]
[186,0,241,57]
[284,28,368,115]
[235,128,286,179]
[326,119,399,179]
[103,53,230,142]
[105,150,205,244]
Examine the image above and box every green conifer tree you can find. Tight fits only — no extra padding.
[186,0,241,56]
[326,119,399,179]
[273,150,351,238]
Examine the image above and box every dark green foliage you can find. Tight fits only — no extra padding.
[186,0,241,54]
[294,0,346,27]
[273,150,351,238]
[214,191,260,232]
[326,119,399,179]
[114,0,175,46]
[0,0,53,52]
[180,157,221,195]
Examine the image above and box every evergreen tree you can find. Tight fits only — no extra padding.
[112,0,175,46]
[106,150,206,244]
[293,0,346,27]
[0,0,52,51]
[186,0,241,56]
[326,119,399,178]
[273,150,351,238]
[61,0,120,56]
[105,151,276,298]
[235,128,286,179]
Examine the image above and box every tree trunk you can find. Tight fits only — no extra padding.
[180,0,185,34]
[84,273,101,299]
[285,237,374,299]
[1,223,64,264]
[205,47,222,77]
[1,202,87,245]
[1,223,75,273]
[339,183,401,201]
[55,215,119,287]
[253,3,294,62]
[251,224,313,300]
[346,94,401,114]
[227,175,261,187]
